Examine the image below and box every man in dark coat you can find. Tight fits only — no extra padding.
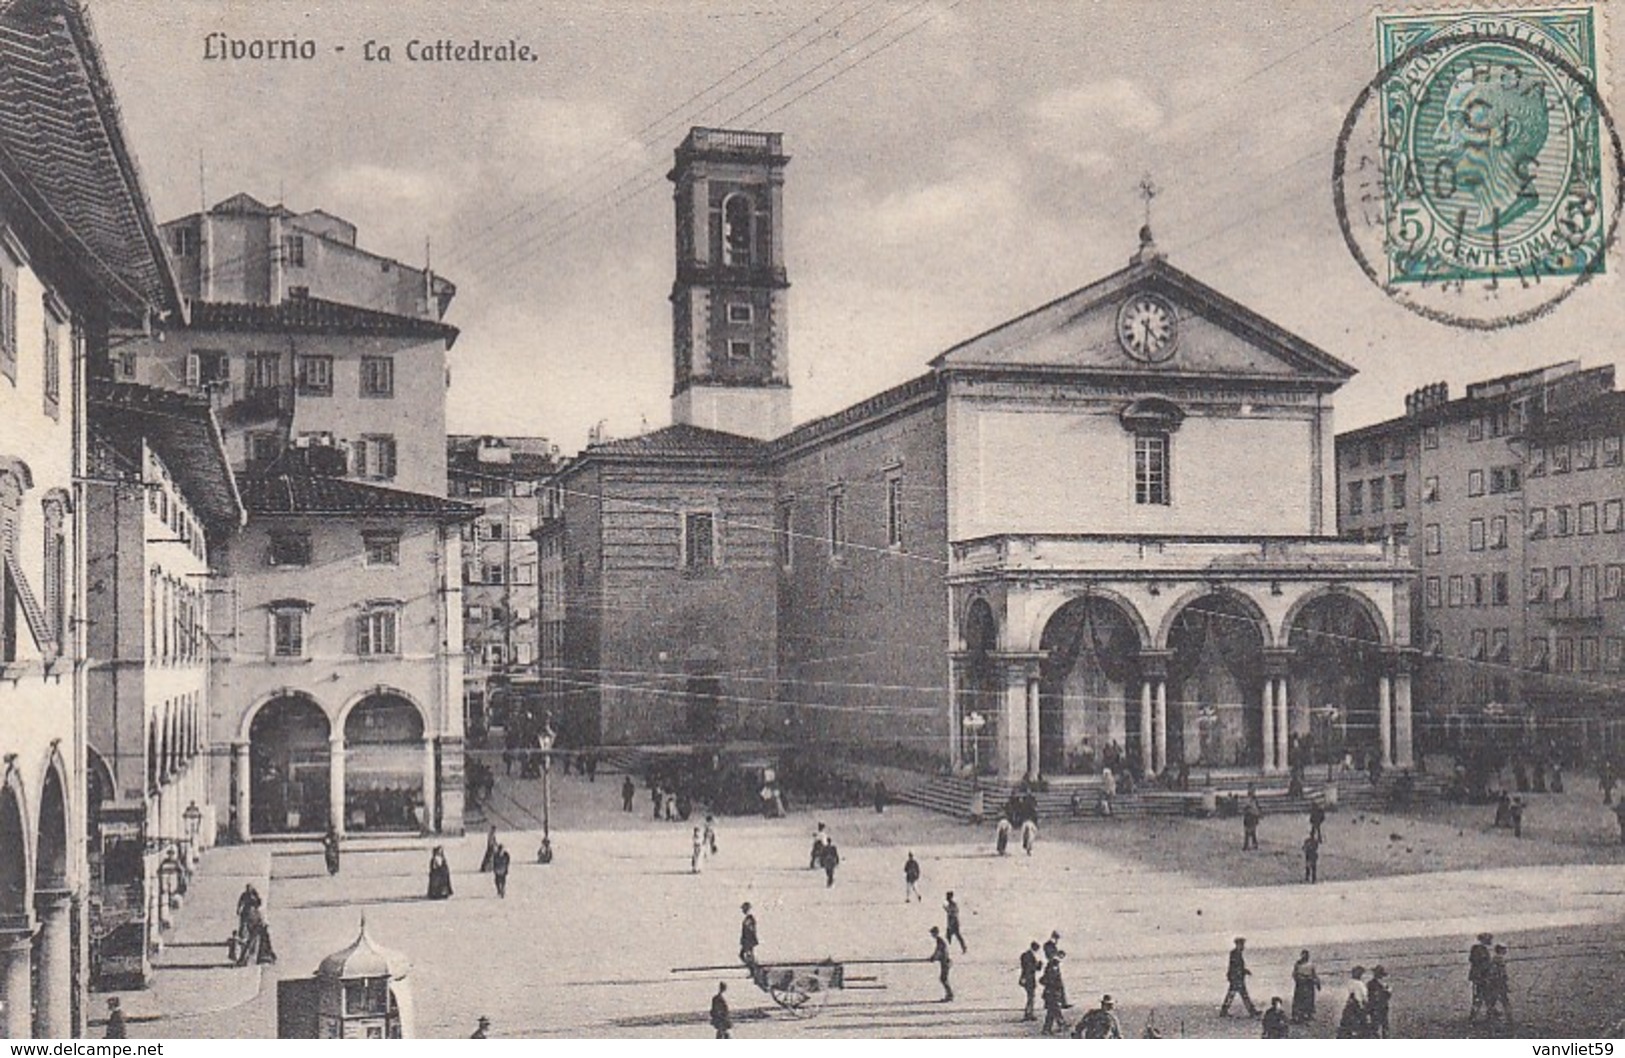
[929,926,954,1001]
[1261,997,1290,1038]
[322,825,341,876]
[944,891,967,953]
[1019,941,1042,1021]
[1072,995,1123,1038]
[492,844,511,898]
[1220,937,1259,1017]
[1366,966,1392,1038]
[820,840,840,887]
[739,903,759,966]
[1308,800,1326,842]
[904,852,922,902]
[1302,833,1320,883]
[105,999,127,1039]
[1468,932,1493,1022]
[1040,951,1069,1035]
[710,982,733,1038]
[622,775,636,812]
[469,1016,491,1038]
[1242,792,1262,850]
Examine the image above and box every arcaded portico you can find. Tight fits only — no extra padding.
[949,536,1415,781]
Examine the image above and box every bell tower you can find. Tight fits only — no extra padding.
[668,127,791,440]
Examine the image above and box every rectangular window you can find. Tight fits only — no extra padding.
[1470,629,1486,660]
[1488,407,1509,437]
[1606,637,1625,673]
[1427,629,1444,656]
[1581,565,1599,611]
[776,501,793,570]
[1492,571,1509,606]
[1555,638,1575,673]
[485,521,505,541]
[120,351,135,379]
[1605,499,1623,533]
[515,642,534,667]
[1579,502,1598,535]
[728,339,752,359]
[1468,417,1484,442]
[1551,442,1571,473]
[1603,435,1623,467]
[485,643,505,667]
[360,434,397,481]
[1576,437,1598,470]
[1489,515,1507,549]
[268,532,312,567]
[466,605,484,621]
[41,311,60,418]
[363,531,400,567]
[1368,477,1385,511]
[359,606,398,657]
[1528,507,1547,539]
[1529,637,1549,671]
[360,356,395,398]
[1580,637,1600,673]
[1553,566,1572,602]
[169,226,197,257]
[1447,575,1464,607]
[1604,564,1623,601]
[1467,469,1485,496]
[727,302,753,324]
[886,474,904,548]
[1424,523,1441,555]
[1390,474,1406,509]
[1491,628,1510,662]
[828,489,846,558]
[1555,505,1573,537]
[1471,573,1486,607]
[481,563,504,585]
[514,562,536,585]
[296,355,333,396]
[1423,476,1439,503]
[1135,434,1170,505]
[1528,568,1548,603]
[280,234,305,267]
[246,351,281,392]
[1423,425,1439,450]
[1425,576,1441,608]
[1528,444,1547,476]
[1392,522,1409,545]
[1489,467,1506,493]
[271,607,305,657]
[683,512,716,570]
[1468,518,1485,551]
[1347,480,1364,515]
[186,349,229,389]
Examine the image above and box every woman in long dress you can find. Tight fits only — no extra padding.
[691,827,706,874]
[427,846,454,899]
[1291,949,1321,1023]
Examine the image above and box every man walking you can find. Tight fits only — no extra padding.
[1220,937,1260,1017]
[1302,832,1320,883]
[1468,932,1493,1022]
[1242,791,1262,851]
[739,903,759,966]
[1019,941,1042,1021]
[1308,799,1326,842]
[622,775,636,812]
[710,982,733,1039]
[1484,944,1513,1027]
[944,891,967,953]
[1040,950,1069,1035]
[492,843,511,898]
[820,839,840,887]
[929,926,954,1001]
[903,852,922,902]
[809,822,829,869]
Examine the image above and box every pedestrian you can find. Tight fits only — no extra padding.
[479,825,498,872]
[691,827,706,874]
[1308,799,1326,842]
[944,891,967,953]
[235,883,262,943]
[1290,949,1321,1024]
[903,852,922,902]
[1551,761,1564,794]
[928,926,954,1001]
[809,822,828,869]
[664,788,678,822]
[1495,789,1512,828]
[1220,937,1259,1017]
[1099,768,1116,817]
[427,845,453,899]
[585,752,598,782]
[873,780,889,814]
[652,782,664,820]
[622,775,636,812]
[322,824,341,876]
[1020,816,1038,855]
[820,839,840,887]
[739,902,759,966]
[1302,833,1320,883]
[1484,944,1513,1027]
[1262,996,1290,1038]
[1336,966,1369,1038]
[536,836,553,864]
[704,814,718,856]
[1242,790,1262,850]
[1040,951,1069,1035]
[105,998,127,1040]
[492,843,510,898]
[1509,796,1524,838]
[995,815,1011,856]
[469,1016,491,1039]
[1468,932,1493,1022]
[234,903,277,966]
[1601,760,1617,805]
[1071,995,1123,1038]
[1019,941,1042,1021]
[1367,965,1392,1038]
[710,982,733,1039]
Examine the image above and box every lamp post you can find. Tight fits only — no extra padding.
[962,711,986,777]
[183,800,203,866]
[156,847,184,917]
[538,730,553,843]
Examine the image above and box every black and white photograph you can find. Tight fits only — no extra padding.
[0,0,1622,1043]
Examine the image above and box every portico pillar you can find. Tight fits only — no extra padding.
[993,653,1045,781]
[328,736,346,836]
[947,654,964,770]
[421,738,438,835]
[1154,681,1168,774]
[1139,681,1154,777]
[1025,678,1041,782]
[1394,669,1415,768]
[0,929,31,1039]
[232,742,251,843]
[1275,678,1290,770]
[1378,675,1393,768]
[1261,677,1276,773]
[32,892,71,1039]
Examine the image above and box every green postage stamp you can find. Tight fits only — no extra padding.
[1373,8,1605,285]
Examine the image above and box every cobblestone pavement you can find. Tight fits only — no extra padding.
[122,767,1625,1039]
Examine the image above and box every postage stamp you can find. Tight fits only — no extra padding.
[1334,5,1625,329]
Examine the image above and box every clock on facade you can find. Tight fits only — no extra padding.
[1116,294,1178,362]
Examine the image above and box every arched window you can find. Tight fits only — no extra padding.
[721,192,754,267]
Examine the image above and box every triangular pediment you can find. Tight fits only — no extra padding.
[931,254,1354,384]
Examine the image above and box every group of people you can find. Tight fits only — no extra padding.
[1468,932,1514,1028]
[809,822,841,885]
[231,884,276,966]
[1222,939,1392,1039]
[993,814,1039,856]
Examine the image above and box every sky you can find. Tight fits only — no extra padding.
[91,0,1625,454]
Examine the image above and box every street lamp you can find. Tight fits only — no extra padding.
[183,800,203,864]
[156,846,184,914]
[962,711,986,777]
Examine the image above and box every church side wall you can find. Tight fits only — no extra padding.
[775,401,950,770]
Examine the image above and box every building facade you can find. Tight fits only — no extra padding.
[541,127,1415,781]
[0,0,186,1037]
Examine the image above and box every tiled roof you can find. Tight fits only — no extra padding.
[188,296,459,345]
[239,469,479,521]
[581,423,766,463]
[0,0,182,322]
[769,373,940,458]
[88,380,243,530]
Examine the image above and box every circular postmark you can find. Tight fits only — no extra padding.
[1334,13,1625,330]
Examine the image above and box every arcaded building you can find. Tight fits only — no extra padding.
[542,127,1416,782]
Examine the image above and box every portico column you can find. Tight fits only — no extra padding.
[0,929,31,1039]
[993,653,1045,781]
[1261,650,1294,774]
[1394,656,1415,768]
[1154,681,1168,774]
[32,892,71,1038]
[1275,678,1290,770]
[1025,678,1041,782]
[947,654,965,770]
[421,738,438,835]
[1261,677,1276,773]
[232,742,251,843]
[1378,674,1393,768]
[1139,680,1154,777]
[1142,651,1170,776]
[328,736,346,836]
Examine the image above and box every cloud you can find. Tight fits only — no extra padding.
[1027,78,1164,172]
[486,96,646,190]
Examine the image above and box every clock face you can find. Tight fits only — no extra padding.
[1116,295,1178,362]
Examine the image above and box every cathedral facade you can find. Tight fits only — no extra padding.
[541,128,1416,781]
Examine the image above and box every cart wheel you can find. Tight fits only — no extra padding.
[770,985,826,1019]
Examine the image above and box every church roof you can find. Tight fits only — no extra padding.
[580,423,767,464]
[931,248,1356,385]
[188,296,459,346]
